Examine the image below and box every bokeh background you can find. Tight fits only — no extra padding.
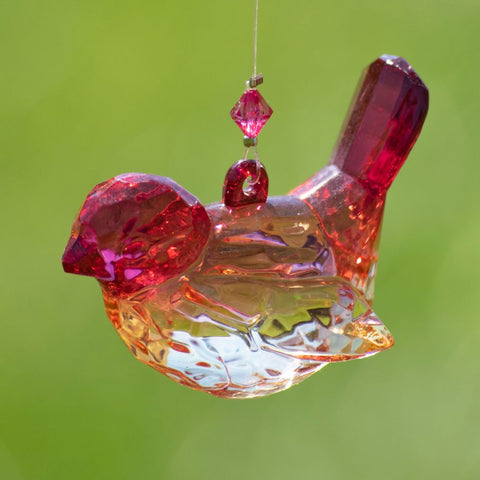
[1,0,479,478]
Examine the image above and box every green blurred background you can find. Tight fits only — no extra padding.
[1,0,479,478]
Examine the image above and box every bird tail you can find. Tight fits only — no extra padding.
[290,56,429,300]
[329,54,429,193]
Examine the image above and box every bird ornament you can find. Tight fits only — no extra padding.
[62,55,428,398]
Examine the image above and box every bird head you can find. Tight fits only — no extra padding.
[62,173,211,296]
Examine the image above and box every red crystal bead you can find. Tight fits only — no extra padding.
[330,55,429,193]
[230,89,273,138]
[62,173,212,296]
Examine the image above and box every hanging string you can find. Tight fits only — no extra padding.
[247,0,262,186]
[252,0,259,79]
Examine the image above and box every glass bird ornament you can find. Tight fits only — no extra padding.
[62,55,428,398]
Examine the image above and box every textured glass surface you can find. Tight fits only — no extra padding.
[98,196,393,397]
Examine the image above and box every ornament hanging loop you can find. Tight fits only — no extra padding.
[223,159,268,208]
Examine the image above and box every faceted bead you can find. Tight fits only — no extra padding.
[230,89,273,137]
[62,173,211,296]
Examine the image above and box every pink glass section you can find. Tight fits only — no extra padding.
[330,55,429,193]
[62,173,211,296]
[223,159,268,207]
[230,89,273,137]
